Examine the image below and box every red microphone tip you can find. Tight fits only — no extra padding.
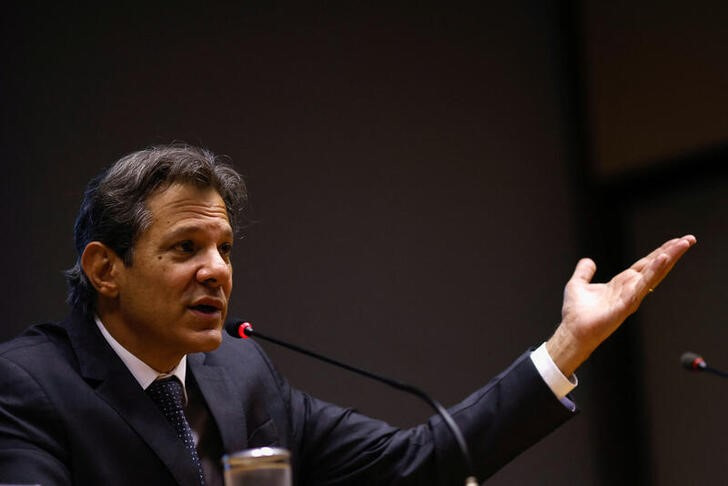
[240,322,254,339]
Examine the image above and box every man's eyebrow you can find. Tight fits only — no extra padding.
[165,224,234,240]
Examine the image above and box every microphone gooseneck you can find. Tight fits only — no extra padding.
[225,318,478,486]
[680,351,728,378]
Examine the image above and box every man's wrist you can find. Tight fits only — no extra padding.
[545,324,593,377]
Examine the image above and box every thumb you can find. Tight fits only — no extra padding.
[570,258,597,284]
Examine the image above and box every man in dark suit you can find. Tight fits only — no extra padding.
[0,144,696,485]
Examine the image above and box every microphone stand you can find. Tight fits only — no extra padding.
[231,321,478,486]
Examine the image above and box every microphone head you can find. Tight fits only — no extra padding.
[680,351,707,371]
[225,317,253,339]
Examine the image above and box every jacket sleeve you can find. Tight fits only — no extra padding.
[279,350,576,485]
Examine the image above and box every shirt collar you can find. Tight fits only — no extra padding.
[94,315,188,402]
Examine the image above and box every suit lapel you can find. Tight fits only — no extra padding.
[64,313,203,486]
[188,352,248,454]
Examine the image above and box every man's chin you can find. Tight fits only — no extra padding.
[190,328,223,353]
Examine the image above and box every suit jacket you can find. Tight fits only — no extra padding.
[0,312,575,485]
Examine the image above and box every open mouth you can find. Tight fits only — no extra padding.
[190,304,220,314]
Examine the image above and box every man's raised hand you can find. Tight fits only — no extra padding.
[546,235,697,377]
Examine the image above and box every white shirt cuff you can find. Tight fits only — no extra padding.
[530,342,578,410]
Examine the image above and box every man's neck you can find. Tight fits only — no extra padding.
[94,315,187,392]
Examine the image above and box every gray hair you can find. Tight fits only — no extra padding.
[65,143,247,316]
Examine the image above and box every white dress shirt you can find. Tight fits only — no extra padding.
[95,316,188,402]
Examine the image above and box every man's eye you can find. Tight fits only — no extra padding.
[219,242,233,256]
[176,241,195,253]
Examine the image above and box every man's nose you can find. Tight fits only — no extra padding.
[197,248,231,286]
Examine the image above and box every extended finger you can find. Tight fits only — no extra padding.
[636,253,670,295]
[631,235,696,272]
[645,237,696,289]
[635,236,696,295]
[570,258,597,284]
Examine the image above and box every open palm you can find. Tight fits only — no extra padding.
[548,235,696,376]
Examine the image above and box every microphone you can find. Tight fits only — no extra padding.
[680,351,728,378]
[225,318,478,486]
[680,352,706,371]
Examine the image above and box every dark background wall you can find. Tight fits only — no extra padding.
[1,2,726,484]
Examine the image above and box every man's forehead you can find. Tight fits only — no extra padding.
[146,183,231,226]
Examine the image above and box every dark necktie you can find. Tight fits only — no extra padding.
[146,376,206,485]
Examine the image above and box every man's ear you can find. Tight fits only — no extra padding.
[80,242,123,299]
